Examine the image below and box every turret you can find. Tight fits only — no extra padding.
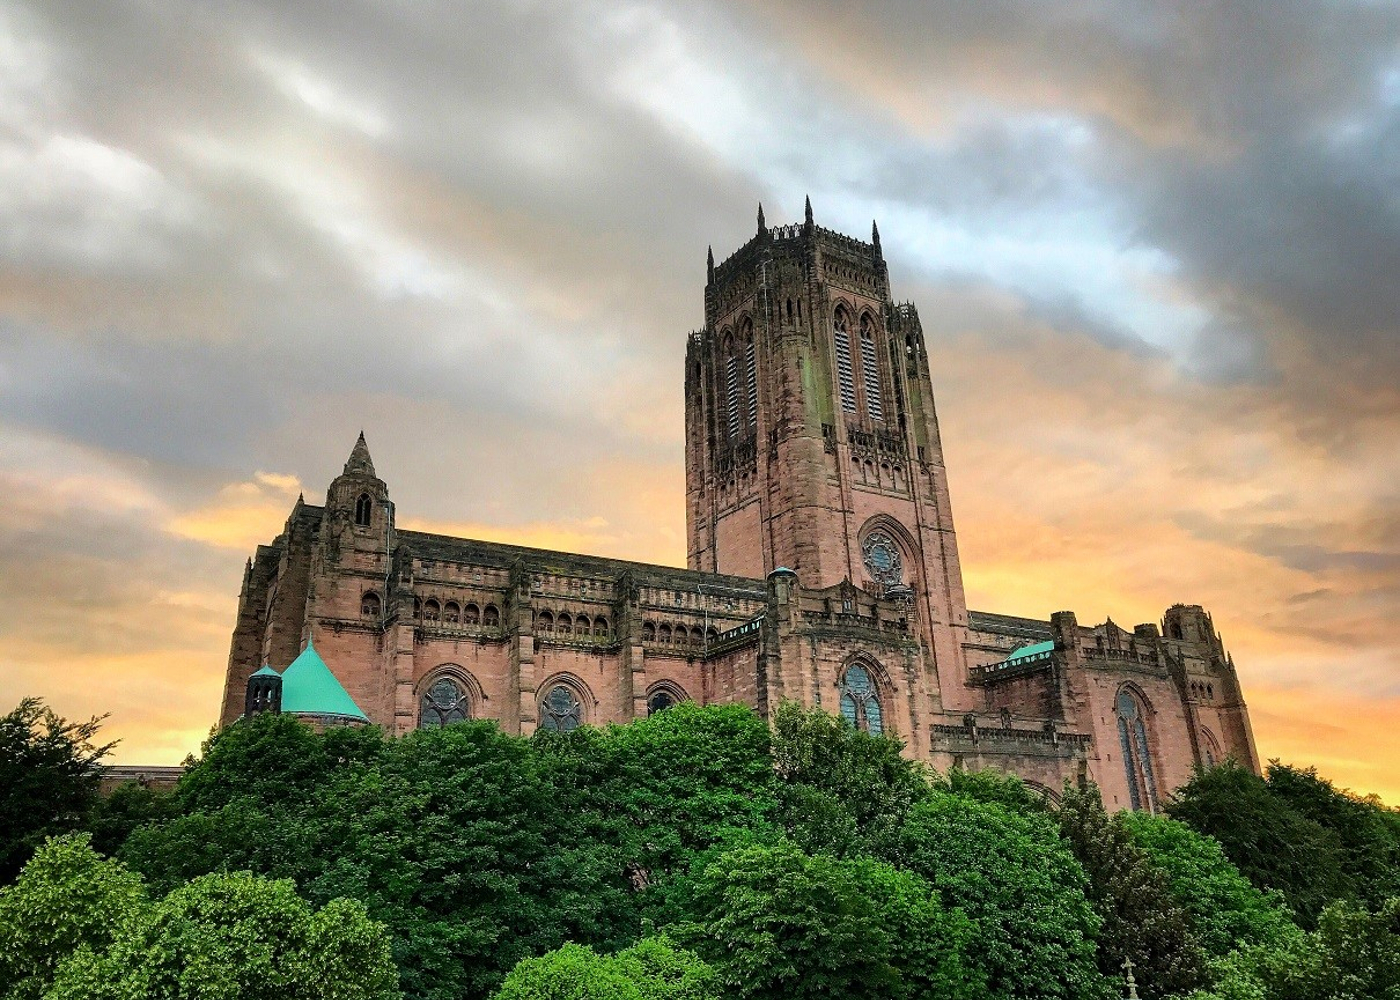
[244,665,282,716]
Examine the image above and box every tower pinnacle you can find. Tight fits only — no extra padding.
[804,195,813,225]
[707,245,714,282]
[757,202,766,233]
[344,431,376,477]
[872,219,881,254]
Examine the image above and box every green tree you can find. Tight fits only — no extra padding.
[84,780,180,857]
[1168,762,1346,926]
[936,767,1051,815]
[0,699,114,882]
[1056,785,1204,998]
[47,870,401,1000]
[670,841,902,1000]
[891,792,1110,1000]
[0,834,147,1000]
[1119,810,1294,957]
[1189,898,1400,1000]
[1263,763,1400,908]
[769,702,929,856]
[493,938,719,1000]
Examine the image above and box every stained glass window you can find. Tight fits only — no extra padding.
[840,664,883,736]
[419,677,469,729]
[648,690,675,715]
[539,684,582,732]
[1117,689,1157,812]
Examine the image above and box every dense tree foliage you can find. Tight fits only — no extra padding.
[0,699,113,882]
[1168,761,1400,927]
[492,938,718,1000]
[1119,811,1293,957]
[890,792,1110,1000]
[0,835,399,1000]
[769,702,928,856]
[1190,898,1400,1000]
[9,695,1396,1000]
[1057,784,1204,998]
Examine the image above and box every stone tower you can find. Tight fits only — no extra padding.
[684,201,973,705]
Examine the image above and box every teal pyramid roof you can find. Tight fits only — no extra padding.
[251,664,279,678]
[278,639,369,723]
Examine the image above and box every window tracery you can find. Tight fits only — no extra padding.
[860,315,884,421]
[419,676,469,729]
[354,493,373,527]
[834,310,857,413]
[539,683,583,732]
[840,663,883,735]
[1117,688,1158,812]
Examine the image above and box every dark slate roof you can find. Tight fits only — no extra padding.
[967,610,1054,641]
[396,530,767,595]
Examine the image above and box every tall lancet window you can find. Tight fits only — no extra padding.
[723,335,741,441]
[834,311,856,414]
[744,332,758,430]
[860,316,884,422]
[1117,688,1158,812]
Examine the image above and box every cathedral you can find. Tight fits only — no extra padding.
[221,203,1259,812]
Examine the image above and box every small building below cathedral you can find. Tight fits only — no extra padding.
[222,206,1259,812]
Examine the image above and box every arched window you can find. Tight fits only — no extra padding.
[1117,688,1158,812]
[423,599,440,622]
[537,611,554,632]
[743,324,758,430]
[413,597,422,619]
[840,663,883,735]
[539,684,583,732]
[354,493,372,527]
[558,612,573,635]
[444,602,460,624]
[1200,727,1222,768]
[674,625,689,646]
[419,676,469,729]
[576,614,591,636]
[642,622,656,642]
[484,605,500,627]
[705,626,718,644]
[659,623,672,645]
[594,616,609,637]
[361,591,381,618]
[834,310,856,413]
[464,603,481,625]
[860,315,884,421]
[722,333,741,441]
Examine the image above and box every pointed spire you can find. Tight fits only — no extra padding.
[344,430,376,477]
[804,194,813,225]
[872,219,882,253]
[707,245,715,282]
[756,202,766,233]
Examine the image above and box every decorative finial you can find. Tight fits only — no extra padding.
[1122,958,1139,1000]
[757,202,766,232]
[872,219,881,251]
[804,195,813,225]
[707,245,714,282]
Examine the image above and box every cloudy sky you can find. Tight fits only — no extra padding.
[2,0,1399,800]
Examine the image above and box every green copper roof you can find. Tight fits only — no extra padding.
[278,639,369,723]
[251,664,279,678]
[1006,639,1055,662]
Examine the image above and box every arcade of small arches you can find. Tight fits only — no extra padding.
[414,669,692,733]
[1189,679,1216,701]
[533,610,611,640]
[641,620,720,650]
[358,591,502,629]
